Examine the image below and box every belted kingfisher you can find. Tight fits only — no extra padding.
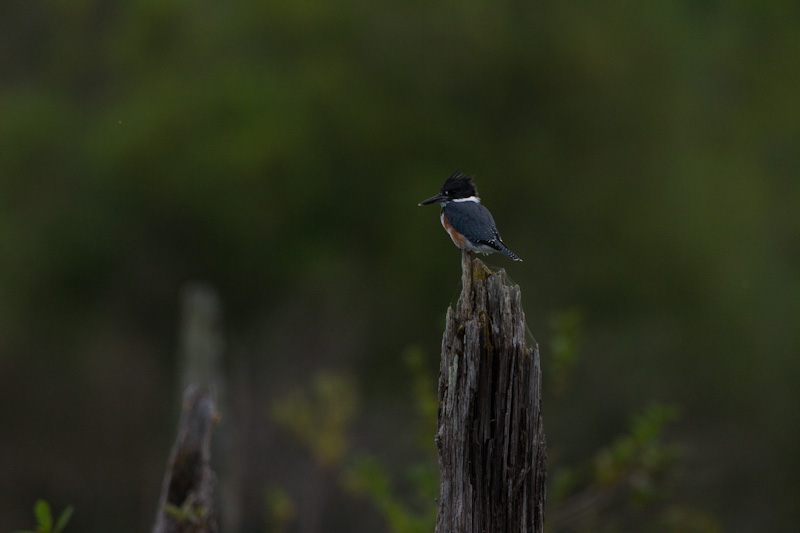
[419,171,522,261]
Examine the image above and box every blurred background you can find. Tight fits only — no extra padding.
[1,0,798,531]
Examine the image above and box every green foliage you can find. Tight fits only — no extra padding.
[162,494,208,527]
[270,372,357,466]
[661,506,723,533]
[593,404,679,495]
[265,486,296,533]
[342,350,439,533]
[549,404,714,531]
[548,307,584,394]
[269,348,438,533]
[13,500,73,533]
[546,313,721,531]
[402,346,439,445]
[344,458,437,533]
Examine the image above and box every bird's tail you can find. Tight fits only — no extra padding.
[501,246,523,262]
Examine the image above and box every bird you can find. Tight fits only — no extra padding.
[419,171,522,261]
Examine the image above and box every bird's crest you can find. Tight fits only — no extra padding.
[441,171,478,197]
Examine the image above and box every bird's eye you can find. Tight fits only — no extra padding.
[443,190,450,196]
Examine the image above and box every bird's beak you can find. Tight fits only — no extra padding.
[419,193,446,206]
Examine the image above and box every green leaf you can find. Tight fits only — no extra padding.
[53,505,74,533]
[34,500,52,531]
[162,503,183,520]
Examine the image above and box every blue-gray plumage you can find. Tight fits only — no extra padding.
[419,171,522,262]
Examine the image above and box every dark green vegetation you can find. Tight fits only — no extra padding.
[12,500,72,533]
[2,1,798,531]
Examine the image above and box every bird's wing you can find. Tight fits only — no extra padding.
[444,202,504,249]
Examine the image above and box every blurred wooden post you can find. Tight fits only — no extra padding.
[152,283,224,533]
[152,385,219,533]
[435,253,546,532]
[177,283,224,396]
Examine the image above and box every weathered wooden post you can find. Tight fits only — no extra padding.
[435,253,546,532]
[153,284,223,533]
[152,385,219,533]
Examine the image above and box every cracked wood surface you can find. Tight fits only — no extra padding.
[436,253,546,533]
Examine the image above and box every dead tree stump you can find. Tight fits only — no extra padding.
[152,385,219,533]
[435,253,546,533]
[153,284,223,533]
